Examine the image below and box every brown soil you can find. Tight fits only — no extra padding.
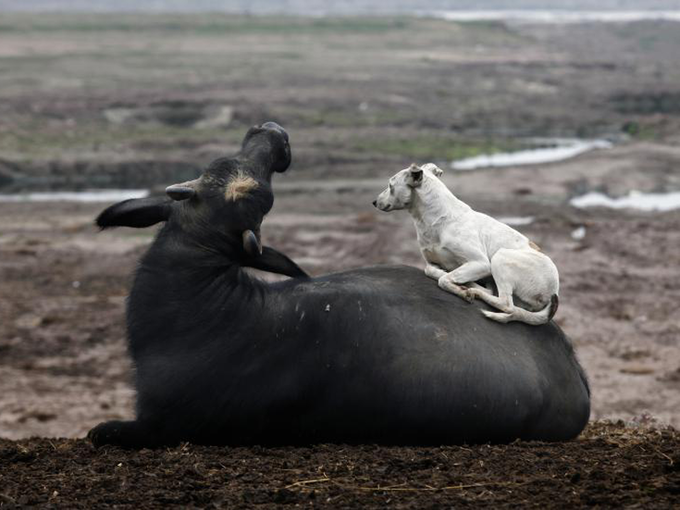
[2,13,680,509]
[2,144,680,439]
[1,422,678,509]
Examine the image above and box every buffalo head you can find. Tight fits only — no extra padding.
[96,122,291,257]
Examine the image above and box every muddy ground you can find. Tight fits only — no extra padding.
[1,422,679,508]
[1,13,680,508]
[2,143,680,440]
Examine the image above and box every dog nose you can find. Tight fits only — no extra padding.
[372,200,377,207]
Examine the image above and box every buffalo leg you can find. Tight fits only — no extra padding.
[88,420,162,449]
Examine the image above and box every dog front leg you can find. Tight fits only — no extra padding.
[438,274,474,302]
[424,263,447,281]
[467,282,493,296]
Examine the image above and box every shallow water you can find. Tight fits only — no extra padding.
[433,10,680,24]
[0,189,149,203]
[451,139,612,171]
[498,216,535,227]
[570,190,680,212]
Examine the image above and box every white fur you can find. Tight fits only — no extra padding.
[374,163,559,326]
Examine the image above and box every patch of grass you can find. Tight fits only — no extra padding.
[621,121,658,140]
[297,110,363,128]
[0,14,414,35]
[296,108,414,129]
[455,20,508,31]
[350,136,517,161]
[0,122,245,158]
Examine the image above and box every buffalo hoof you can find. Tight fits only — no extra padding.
[88,420,155,449]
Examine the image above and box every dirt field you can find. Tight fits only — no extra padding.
[1,13,680,508]
[2,142,680,440]
[0,422,677,508]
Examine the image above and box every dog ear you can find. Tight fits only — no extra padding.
[422,163,444,177]
[96,196,172,229]
[408,164,424,187]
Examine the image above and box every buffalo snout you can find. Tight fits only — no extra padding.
[261,122,289,142]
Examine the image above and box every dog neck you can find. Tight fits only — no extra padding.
[408,176,470,229]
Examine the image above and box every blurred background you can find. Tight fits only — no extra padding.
[1,1,679,439]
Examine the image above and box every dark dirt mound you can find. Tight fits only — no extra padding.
[1,422,678,509]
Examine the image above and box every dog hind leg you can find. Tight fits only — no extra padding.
[469,287,513,309]
[483,301,555,326]
[475,277,555,326]
[438,260,492,303]
[448,260,491,285]
[479,248,556,325]
[482,310,513,322]
[468,282,493,295]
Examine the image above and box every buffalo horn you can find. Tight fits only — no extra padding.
[242,229,262,256]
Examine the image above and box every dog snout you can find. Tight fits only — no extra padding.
[372,200,377,208]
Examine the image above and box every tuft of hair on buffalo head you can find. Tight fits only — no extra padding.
[96,122,292,257]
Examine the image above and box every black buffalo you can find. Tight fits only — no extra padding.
[89,122,590,448]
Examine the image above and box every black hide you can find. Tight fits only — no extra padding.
[88,123,590,448]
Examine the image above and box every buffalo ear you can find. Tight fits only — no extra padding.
[96,196,172,229]
[166,178,199,201]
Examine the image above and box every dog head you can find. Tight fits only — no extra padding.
[372,163,444,211]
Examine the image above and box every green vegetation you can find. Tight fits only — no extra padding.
[350,136,517,161]
[295,109,414,129]
[0,14,415,35]
[4,11,675,188]
[621,121,658,140]
[0,123,245,158]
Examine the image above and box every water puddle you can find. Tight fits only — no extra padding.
[498,216,535,227]
[571,226,587,240]
[452,139,612,171]
[570,191,680,212]
[433,11,680,24]
[0,189,149,203]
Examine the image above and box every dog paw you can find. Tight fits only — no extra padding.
[482,310,511,323]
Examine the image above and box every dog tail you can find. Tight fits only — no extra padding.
[547,294,559,320]
[482,294,559,326]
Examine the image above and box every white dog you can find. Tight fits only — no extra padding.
[373,163,559,326]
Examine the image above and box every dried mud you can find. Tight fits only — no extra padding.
[2,144,680,440]
[1,14,680,508]
[1,422,678,509]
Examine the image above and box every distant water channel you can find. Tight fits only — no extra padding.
[0,189,149,203]
[2,143,677,213]
[433,11,680,24]
[570,190,680,212]
[451,138,612,171]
